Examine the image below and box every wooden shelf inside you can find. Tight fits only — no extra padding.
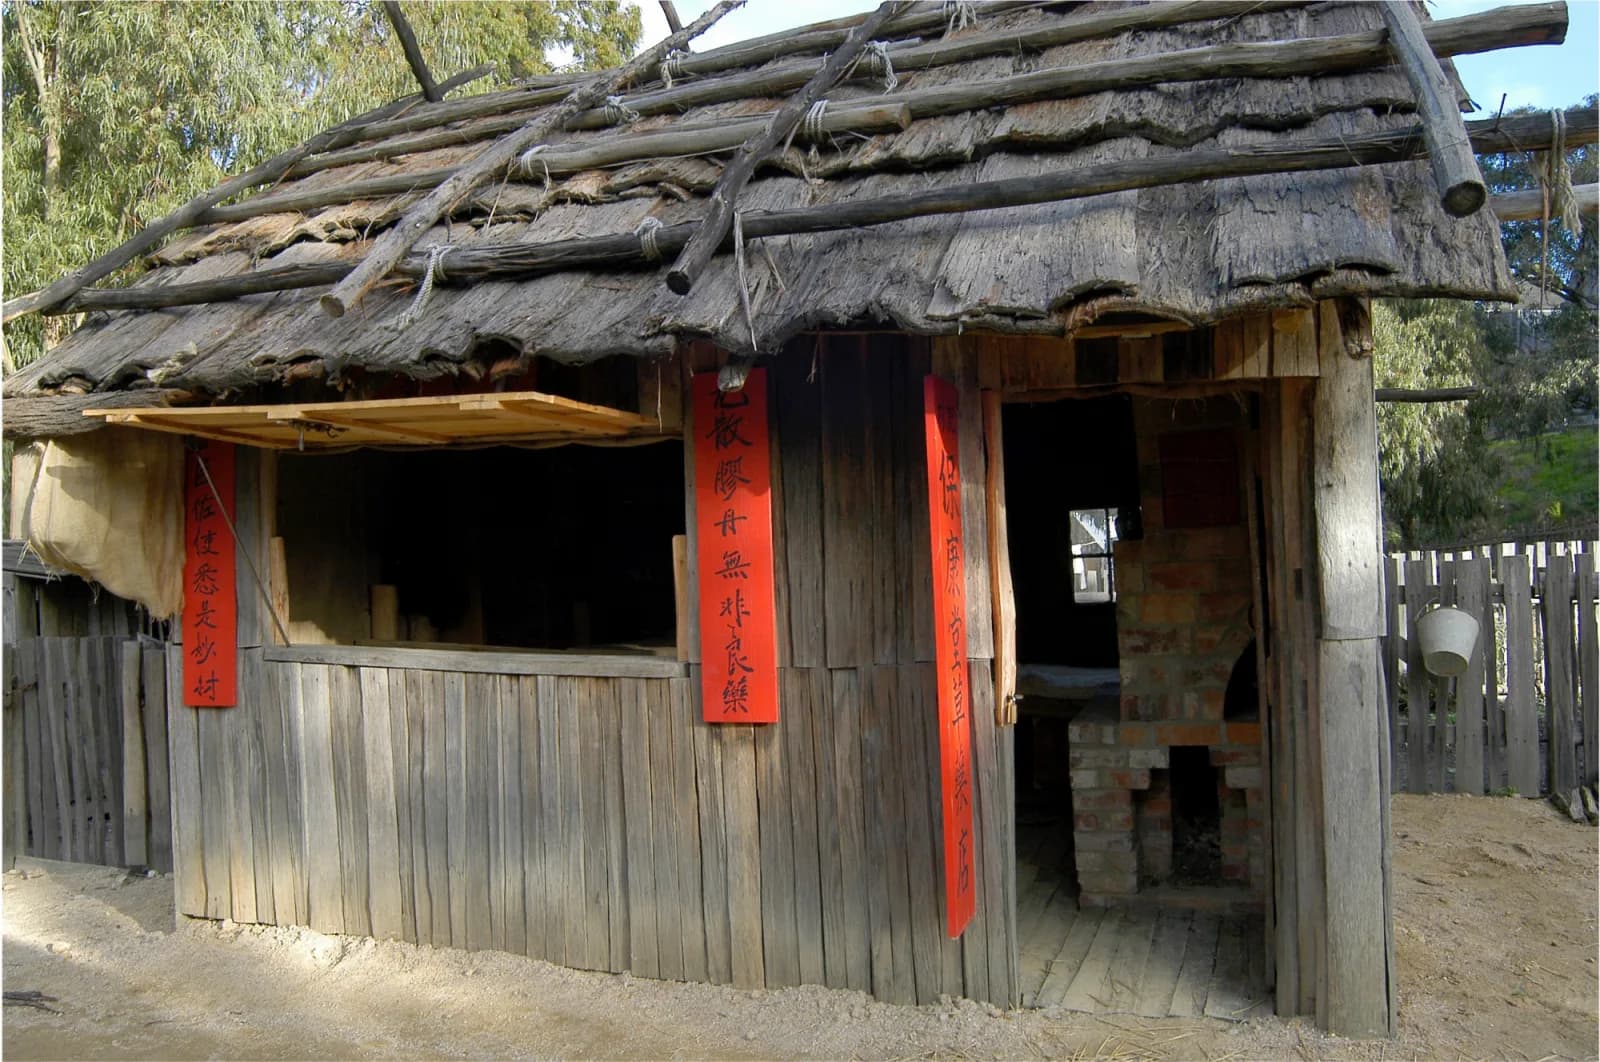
[83,390,674,449]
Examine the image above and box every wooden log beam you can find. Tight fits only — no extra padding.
[1373,386,1481,402]
[1490,182,1599,221]
[209,0,1561,225]
[317,0,742,319]
[1,389,192,439]
[665,0,909,295]
[561,1,1567,130]
[1378,1,1487,216]
[53,107,1593,316]
[0,64,498,325]
[209,102,912,224]
[382,1,442,103]
[659,0,683,34]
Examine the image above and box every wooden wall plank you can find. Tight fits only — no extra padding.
[387,670,416,943]
[688,673,734,984]
[537,675,567,965]
[19,643,47,862]
[281,659,311,924]
[329,665,370,937]
[970,658,1012,1006]
[600,679,629,973]
[299,663,343,934]
[649,679,685,979]
[166,646,207,918]
[821,338,873,668]
[899,339,936,664]
[43,641,72,860]
[53,640,87,861]
[121,641,148,868]
[444,671,470,949]
[463,672,496,952]
[808,668,848,989]
[1543,556,1578,795]
[932,338,994,659]
[498,674,528,958]
[867,338,902,667]
[621,679,660,978]
[1381,557,1401,792]
[224,653,258,924]
[360,668,404,940]
[141,645,173,874]
[1578,554,1598,788]
[681,358,702,667]
[240,651,272,923]
[826,668,872,993]
[1430,561,1454,794]
[411,669,444,946]
[197,700,233,918]
[518,675,546,961]
[1404,558,1433,794]
[257,660,299,925]
[671,677,710,984]
[558,678,589,967]
[755,719,799,987]
[720,724,765,989]
[867,665,915,1004]
[900,664,944,1005]
[1453,560,1489,795]
[783,670,825,987]
[482,673,506,953]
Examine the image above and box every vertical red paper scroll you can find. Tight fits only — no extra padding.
[693,369,780,724]
[182,440,238,707]
[923,375,977,938]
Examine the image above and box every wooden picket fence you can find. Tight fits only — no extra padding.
[1384,539,1599,796]
[2,636,173,871]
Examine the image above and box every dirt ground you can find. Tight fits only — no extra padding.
[3,794,1595,1060]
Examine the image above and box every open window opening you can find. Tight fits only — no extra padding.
[275,442,685,655]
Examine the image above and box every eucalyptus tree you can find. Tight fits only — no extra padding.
[1,0,639,367]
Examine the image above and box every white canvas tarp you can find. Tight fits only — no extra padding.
[17,426,184,617]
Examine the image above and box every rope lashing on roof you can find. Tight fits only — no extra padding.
[801,99,830,145]
[635,216,666,262]
[861,41,898,92]
[603,95,643,126]
[942,0,977,36]
[518,144,553,189]
[659,49,688,89]
[394,244,452,331]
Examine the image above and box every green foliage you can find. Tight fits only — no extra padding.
[1488,426,1599,533]
[1374,299,1503,546]
[1,0,639,368]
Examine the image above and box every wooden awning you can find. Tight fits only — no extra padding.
[82,390,673,449]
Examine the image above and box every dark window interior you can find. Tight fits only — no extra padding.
[1001,396,1140,667]
[277,443,684,651]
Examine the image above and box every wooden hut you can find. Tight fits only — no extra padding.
[4,0,1588,1037]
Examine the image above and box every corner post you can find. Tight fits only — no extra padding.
[1311,299,1396,1037]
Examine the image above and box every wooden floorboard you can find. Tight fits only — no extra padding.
[1017,888,1075,1007]
[1168,913,1222,1017]
[1132,909,1192,1018]
[1035,906,1102,1007]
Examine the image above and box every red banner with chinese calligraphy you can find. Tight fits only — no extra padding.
[693,369,780,724]
[923,376,977,938]
[182,440,237,707]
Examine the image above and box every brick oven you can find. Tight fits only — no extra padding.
[1066,396,1266,910]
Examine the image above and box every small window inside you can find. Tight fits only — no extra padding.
[1069,507,1119,603]
[275,443,684,654]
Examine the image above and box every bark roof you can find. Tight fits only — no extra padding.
[7,0,1516,403]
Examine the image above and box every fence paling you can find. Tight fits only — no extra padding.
[1385,539,1598,796]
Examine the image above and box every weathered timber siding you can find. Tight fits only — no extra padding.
[171,332,1015,1005]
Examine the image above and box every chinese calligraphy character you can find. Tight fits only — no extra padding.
[715,507,747,537]
[190,635,218,666]
[705,409,752,451]
[192,526,221,557]
[191,493,217,523]
[722,673,751,715]
[944,530,962,594]
[953,751,972,812]
[193,671,221,700]
[191,562,220,596]
[194,599,218,630]
[713,456,752,501]
[724,628,756,677]
[938,451,960,520]
[957,828,972,894]
[716,549,751,580]
[719,589,750,628]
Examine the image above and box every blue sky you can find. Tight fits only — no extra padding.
[634,0,1600,112]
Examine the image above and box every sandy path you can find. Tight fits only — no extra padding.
[3,794,1594,1060]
